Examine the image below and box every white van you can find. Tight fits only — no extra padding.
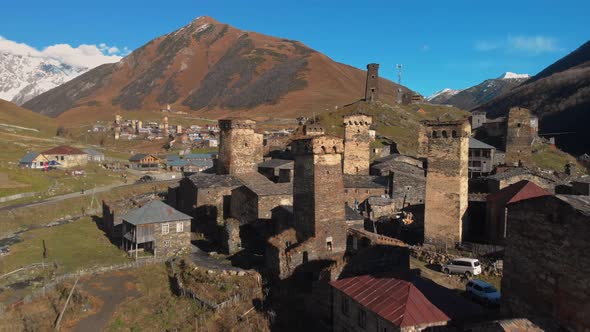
[441,258,482,277]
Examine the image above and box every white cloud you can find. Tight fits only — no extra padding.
[0,35,127,68]
[507,35,559,54]
[475,35,560,54]
[475,40,499,51]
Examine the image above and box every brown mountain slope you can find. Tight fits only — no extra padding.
[475,40,590,155]
[23,16,411,121]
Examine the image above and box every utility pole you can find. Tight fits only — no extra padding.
[55,277,80,331]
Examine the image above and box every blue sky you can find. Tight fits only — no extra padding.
[1,0,588,96]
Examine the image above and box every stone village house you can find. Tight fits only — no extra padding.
[121,200,192,259]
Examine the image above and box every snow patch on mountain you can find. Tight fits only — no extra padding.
[498,72,530,80]
[426,88,462,101]
[0,52,88,104]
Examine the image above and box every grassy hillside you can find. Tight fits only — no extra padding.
[0,98,57,137]
[316,101,468,156]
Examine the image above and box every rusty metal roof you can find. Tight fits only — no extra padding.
[487,180,551,205]
[330,275,449,328]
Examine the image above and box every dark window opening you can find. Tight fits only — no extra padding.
[442,130,448,138]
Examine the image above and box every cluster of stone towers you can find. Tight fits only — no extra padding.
[422,119,471,247]
[217,119,264,176]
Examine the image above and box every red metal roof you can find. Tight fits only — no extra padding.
[330,275,450,328]
[486,180,551,205]
[42,145,86,155]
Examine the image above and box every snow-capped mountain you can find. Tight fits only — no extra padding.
[0,52,88,105]
[426,88,462,102]
[497,72,530,80]
[427,72,530,110]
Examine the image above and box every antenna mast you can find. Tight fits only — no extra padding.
[396,64,403,85]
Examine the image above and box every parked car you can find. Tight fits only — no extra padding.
[441,258,482,277]
[466,279,501,306]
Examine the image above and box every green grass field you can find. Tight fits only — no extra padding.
[0,217,128,275]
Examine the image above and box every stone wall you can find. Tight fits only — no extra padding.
[230,185,293,224]
[343,115,372,175]
[217,119,263,175]
[423,120,470,247]
[343,187,388,208]
[503,195,590,331]
[221,218,241,254]
[505,107,533,166]
[152,219,192,257]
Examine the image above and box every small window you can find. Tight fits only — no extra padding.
[176,222,183,233]
[285,241,292,248]
[357,309,367,328]
[517,123,521,128]
[341,295,350,316]
[61,156,65,161]
[442,130,448,138]
[162,223,169,235]
[432,131,438,138]
[452,130,458,138]
[164,240,171,248]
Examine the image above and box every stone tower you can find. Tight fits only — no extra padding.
[423,119,470,247]
[114,115,122,140]
[365,63,379,102]
[471,111,487,130]
[163,116,169,136]
[505,107,533,166]
[343,114,372,175]
[291,135,347,253]
[217,119,263,176]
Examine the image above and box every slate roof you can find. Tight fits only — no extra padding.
[556,195,590,216]
[242,182,293,196]
[330,275,450,328]
[187,174,243,188]
[469,137,496,150]
[258,159,293,169]
[344,175,388,189]
[488,180,551,204]
[19,152,39,163]
[42,145,86,155]
[573,176,590,184]
[345,205,364,221]
[121,200,192,225]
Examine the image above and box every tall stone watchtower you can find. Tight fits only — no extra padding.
[505,107,533,166]
[423,119,470,247]
[365,63,379,102]
[343,114,372,175]
[291,135,347,254]
[217,119,263,176]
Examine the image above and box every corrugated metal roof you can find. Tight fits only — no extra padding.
[469,137,496,150]
[19,152,39,163]
[121,200,192,225]
[487,180,551,204]
[330,275,449,328]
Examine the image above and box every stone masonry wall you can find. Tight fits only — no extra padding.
[505,107,533,166]
[217,119,263,175]
[424,120,470,247]
[343,115,372,175]
[503,196,590,331]
[152,219,192,257]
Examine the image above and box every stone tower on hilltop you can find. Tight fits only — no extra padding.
[291,135,347,252]
[423,119,470,247]
[343,114,372,175]
[217,119,263,175]
[505,107,533,166]
[365,63,379,102]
